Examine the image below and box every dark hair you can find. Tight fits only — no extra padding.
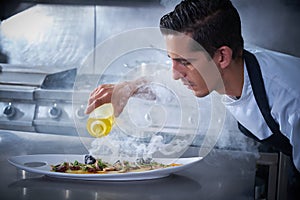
[160,0,244,59]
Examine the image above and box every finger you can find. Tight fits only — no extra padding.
[88,85,114,104]
[85,91,113,114]
[89,86,102,97]
[85,98,105,114]
[89,84,114,98]
[85,101,97,114]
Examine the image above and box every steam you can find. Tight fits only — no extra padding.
[87,68,199,163]
[88,131,166,163]
[88,92,259,163]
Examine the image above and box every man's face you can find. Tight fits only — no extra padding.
[165,34,224,97]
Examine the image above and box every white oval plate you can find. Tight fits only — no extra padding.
[8,154,202,181]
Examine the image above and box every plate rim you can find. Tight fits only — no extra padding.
[8,154,202,181]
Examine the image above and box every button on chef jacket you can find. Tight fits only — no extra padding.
[222,48,300,172]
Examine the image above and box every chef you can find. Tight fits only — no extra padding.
[85,0,300,197]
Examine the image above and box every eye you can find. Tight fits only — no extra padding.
[180,60,191,66]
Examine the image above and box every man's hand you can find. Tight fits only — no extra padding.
[85,84,114,115]
[85,78,155,117]
[85,81,136,117]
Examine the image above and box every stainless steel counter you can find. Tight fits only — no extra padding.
[0,130,257,200]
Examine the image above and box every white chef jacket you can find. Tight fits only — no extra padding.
[222,48,300,172]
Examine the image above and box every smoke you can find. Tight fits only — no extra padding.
[87,67,259,163]
[85,65,199,163]
[88,130,171,163]
[214,111,259,154]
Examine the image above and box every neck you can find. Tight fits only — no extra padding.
[222,56,244,97]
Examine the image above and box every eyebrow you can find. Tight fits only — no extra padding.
[167,55,196,63]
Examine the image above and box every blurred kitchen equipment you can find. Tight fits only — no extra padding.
[0,63,87,135]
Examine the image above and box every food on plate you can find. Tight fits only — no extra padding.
[51,155,181,174]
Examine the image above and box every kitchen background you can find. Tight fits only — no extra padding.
[0,0,299,199]
[0,0,299,150]
[1,0,300,67]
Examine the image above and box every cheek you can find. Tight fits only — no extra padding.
[196,77,209,91]
[190,69,206,85]
[192,77,210,97]
[194,62,221,89]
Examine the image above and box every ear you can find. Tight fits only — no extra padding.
[213,46,233,69]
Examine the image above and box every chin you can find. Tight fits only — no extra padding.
[193,90,210,97]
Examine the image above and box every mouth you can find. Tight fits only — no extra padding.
[181,79,195,90]
[186,85,194,90]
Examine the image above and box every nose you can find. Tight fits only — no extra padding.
[172,60,186,80]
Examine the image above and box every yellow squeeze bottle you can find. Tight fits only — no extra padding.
[86,103,114,138]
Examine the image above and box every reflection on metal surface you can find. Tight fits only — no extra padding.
[0,3,167,71]
[9,173,202,199]
[22,170,26,179]
[22,187,27,196]
[1,5,94,68]
[2,9,54,43]
[94,192,98,200]
[65,190,70,199]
